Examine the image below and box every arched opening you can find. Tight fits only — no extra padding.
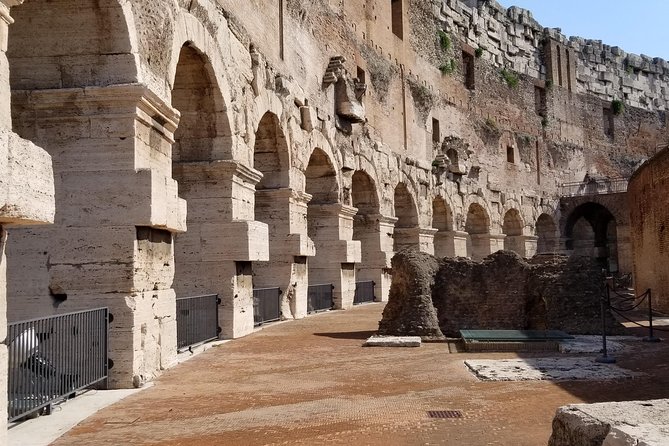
[171,44,226,299]
[351,170,381,303]
[502,209,524,255]
[305,148,341,311]
[432,197,454,258]
[252,112,293,321]
[465,203,490,260]
[254,113,290,190]
[393,183,419,252]
[536,214,558,254]
[565,202,618,272]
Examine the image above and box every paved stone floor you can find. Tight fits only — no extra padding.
[53,303,669,446]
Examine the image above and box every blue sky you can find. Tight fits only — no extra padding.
[495,1,669,60]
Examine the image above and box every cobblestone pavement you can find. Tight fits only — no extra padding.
[54,303,669,446]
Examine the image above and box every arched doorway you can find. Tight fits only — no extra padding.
[465,203,491,260]
[252,112,294,320]
[306,148,356,310]
[565,202,618,272]
[351,170,382,303]
[172,43,225,297]
[393,183,419,252]
[536,214,558,254]
[502,209,524,256]
[432,197,455,257]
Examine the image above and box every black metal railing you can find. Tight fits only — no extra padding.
[176,294,220,351]
[307,284,334,314]
[354,281,376,305]
[560,177,629,197]
[253,287,282,326]
[7,308,109,421]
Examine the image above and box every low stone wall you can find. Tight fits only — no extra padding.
[379,250,622,338]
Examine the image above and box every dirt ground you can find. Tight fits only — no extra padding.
[53,303,669,446]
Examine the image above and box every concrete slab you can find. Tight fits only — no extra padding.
[7,385,151,446]
[364,336,421,347]
[558,335,638,354]
[465,358,642,381]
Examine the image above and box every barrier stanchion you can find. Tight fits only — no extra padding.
[643,288,661,343]
[596,277,616,364]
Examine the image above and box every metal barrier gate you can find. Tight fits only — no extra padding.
[354,281,376,304]
[307,284,334,313]
[253,287,282,326]
[7,308,109,421]
[176,294,220,351]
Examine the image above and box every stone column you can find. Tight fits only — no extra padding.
[434,230,468,258]
[173,160,269,339]
[418,227,438,254]
[393,226,421,252]
[0,0,55,435]
[8,84,186,388]
[504,235,538,258]
[470,233,506,260]
[254,188,314,319]
[308,204,361,309]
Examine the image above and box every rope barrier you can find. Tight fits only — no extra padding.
[609,306,669,333]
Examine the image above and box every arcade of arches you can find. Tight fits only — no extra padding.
[0,1,642,432]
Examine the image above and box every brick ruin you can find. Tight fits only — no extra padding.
[378,249,623,339]
[1,0,668,436]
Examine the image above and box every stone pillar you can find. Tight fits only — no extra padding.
[0,0,55,434]
[393,227,420,252]
[173,160,269,339]
[504,235,538,258]
[434,230,468,258]
[355,214,396,302]
[254,188,314,320]
[418,228,438,254]
[8,84,187,388]
[470,233,506,260]
[308,204,361,309]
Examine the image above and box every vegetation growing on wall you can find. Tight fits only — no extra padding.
[407,77,436,121]
[501,68,519,88]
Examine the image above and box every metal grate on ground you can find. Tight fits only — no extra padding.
[427,410,463,419]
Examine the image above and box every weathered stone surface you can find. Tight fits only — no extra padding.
[549,400,669,446]
[364,336,421,347]
[465,358,641,382]
[381,250,623,338]
[378,249,444,340]
[0,130,54,225]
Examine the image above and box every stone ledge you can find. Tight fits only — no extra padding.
[364,336,421,347]
[549,399,669,446]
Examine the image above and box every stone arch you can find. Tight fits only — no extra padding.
[351,170,383,290]
[254,112,290,190]
[502,208,524,255]
[305,147,340,206]
[465,202,492,260]
[564,202,618,272]
[536,213,559,254]
[171,41,233,302]
[393,182,419,252]
[171,43,226,163]
[432,196,456,258]
[8,0,138,92]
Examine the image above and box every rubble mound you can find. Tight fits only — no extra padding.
[379,250,624,338]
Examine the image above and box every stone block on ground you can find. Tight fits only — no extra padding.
[548,399,669,446]
[364,336,421,347]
